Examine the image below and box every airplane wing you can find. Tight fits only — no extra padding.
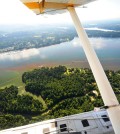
[20,0,96,14]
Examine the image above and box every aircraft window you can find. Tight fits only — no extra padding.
[43,128,50,134]
[106,126,109,129]
[60,124,67,132]
[81,119,90,127]
[101,115,110,122]
[51,121,57,128]
[21,133,28,134]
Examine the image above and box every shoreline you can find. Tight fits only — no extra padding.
[0,60,119,72]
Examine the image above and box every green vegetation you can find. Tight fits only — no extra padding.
[0,86,43,130]
[0,27,76,53]
[0,66,120,130]
[0,70,24,89]
[0,70,25,99]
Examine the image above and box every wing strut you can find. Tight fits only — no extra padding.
[68,6,120,134]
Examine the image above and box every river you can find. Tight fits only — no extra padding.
[0,37,120,71]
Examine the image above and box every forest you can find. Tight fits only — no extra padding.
[0,66,120,130]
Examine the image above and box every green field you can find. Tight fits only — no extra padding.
[0,70,24,91]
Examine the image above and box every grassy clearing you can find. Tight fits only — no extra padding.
[0,69,47,108]
[0,70,24,89]
[0,70,25,95]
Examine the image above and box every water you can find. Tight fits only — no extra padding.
[0,37,120,70]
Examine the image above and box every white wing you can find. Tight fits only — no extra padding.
[20,0,96,14]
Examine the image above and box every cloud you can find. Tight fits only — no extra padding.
[71,37,106,50]
[0,48,40,61]
[90,38,106,49]
[71,37,81,47]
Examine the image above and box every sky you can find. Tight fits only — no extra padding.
[0,0,120,25]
